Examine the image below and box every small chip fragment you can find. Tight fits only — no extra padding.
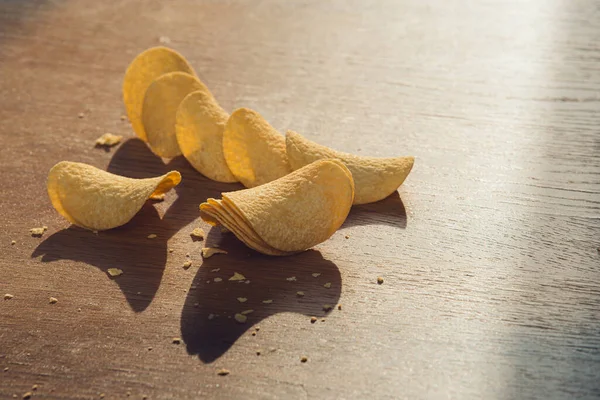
[202,247,228,258]
[377,277,384,285]
[182,261,192,269]
[345,235,350,239]
[217,368,230,376]
[324,282,332,288]
[300,356,308,363]
[322,304,332,311]
[234,313,247,324]
[338,304,342,310]
[150,193,166,201]
[172,337,181,344]
[4,294,14,300]
[49,297,58,304]
[190,227,205,240]
[214,277,222,282]
[10,240,16,245]
[158,35,171,44]
[120,115,127,121]
[78,112,85,119]
[251,332,256,336]
[95,133,123,147]
[256,350,261,356]
[107,268,123,277]
[228,272,246,281]
[208,314,215,320]
[296,291,305,297]
[262,300,273,304]
[31,385,38,391]
[168,248,174,253]
[147,234,157,239]
[241,309,254,315]
[311,273,321,278]
[310,316,317,323]
[30,226,48,237]
[286,276,297,282]
[23,392,32,400]
[211,268,220,272]
[237,297,248,303]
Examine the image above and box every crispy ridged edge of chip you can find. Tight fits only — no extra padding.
[175,91,237,182]
[222,108,291,188]
[286,130,414,204]
[47,161,181,231]
[221,159,354,253]
[123,46,196,142]
[142,71,213,158]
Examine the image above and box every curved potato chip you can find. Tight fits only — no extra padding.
[223,108,291,188]
[123,46,196,142]
[47,161,181,231]
[175,91,237,182]
[286,130,414,204]
[200,159,354,254]
[142,71,214,158]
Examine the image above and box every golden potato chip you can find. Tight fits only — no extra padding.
[175,91,237,182]
[95,133,123,147]
[200,159,354,254]
[142,72,213,158]
[223,108,291,188]
[286,130,414,204]
[123,46,196,142]
[47,161,181,230]
[201,247,228,258]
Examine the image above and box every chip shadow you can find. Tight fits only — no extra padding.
[341,191,407,229]
[32,138,242,312]
[180,228,342,363]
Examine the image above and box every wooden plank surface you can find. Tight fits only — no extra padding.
[1,0,599,398]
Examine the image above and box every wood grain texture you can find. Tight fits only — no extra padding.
[1,0,599,399]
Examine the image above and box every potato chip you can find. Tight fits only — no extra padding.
[123,46,196,142]
[201,247,228,258]
[47,161,181,230]
[286,130,414,204]
[222,108,291,188]
[142,72,213,158]
[200,159,354,254]
[95,133,123,147]
[175,91,237,182]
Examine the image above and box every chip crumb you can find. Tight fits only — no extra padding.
[321,318,326,322]
[4,294,13,300]
[208,313,215,320]
[311,273,321,278]
[158,35,171,44]
[262,299,273,304]
[323,304,332,311]
[245,280,251,284]
[286,276,297,282]
[338,304,342,310]
[168,248,174,253]
[30,226,48,237]
[237,297,248,303]
[234,313,247,324]
[149,192,166,201]
[172,337,181,344]
[190,227,205,240]
[324,282,332,288]
[23,392,32,400]
[147,234,157,239]
[217,368,230,376]
[202,247,227,258]
[255,326,260,331]
[345,235,350,239]
[300,356,308,363]
[95,133,123,147]
[211,268,220,272]
[296,291,305,297]
[310,316,317,323]
[194,302,199,307]
[49,297,58,304]
[377,277,384,284]
[214,277,223,282]
[100,394,105,399]
[3,367,8,372]
[107,268,123,277]
[142,396,148,400]
[31,385,38,391]
[78,112,85,119]
[229,272,246,281]
[185,253,190,257]
[251,332,256,336]
[256,350,261,355]
[241,309,254,315]
[10,240,16,245]
[182,260,192,269]
[120,115,127,121]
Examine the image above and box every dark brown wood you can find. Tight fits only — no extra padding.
[1,0,599,398]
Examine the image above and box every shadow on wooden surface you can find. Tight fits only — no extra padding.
[342,192,407,229]
[31,139,241,312]
[181,229,342,363]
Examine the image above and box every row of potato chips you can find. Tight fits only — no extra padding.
[46,47,414,256]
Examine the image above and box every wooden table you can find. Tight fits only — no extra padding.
[1,0,599,398]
